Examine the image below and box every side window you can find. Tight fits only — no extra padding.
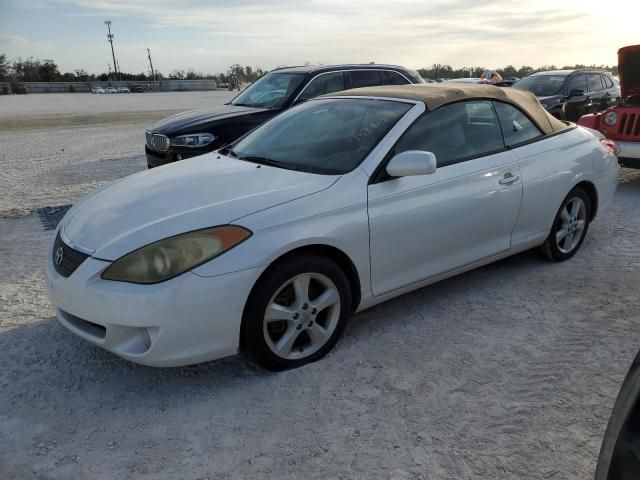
[603,75,614,89]
[297,72,345,103]
[382,71,411,85]
[350,70,384,88]
[493,101,542,147]
[394,101,504,168]
[566,74,587,93]
[588,74,603,92]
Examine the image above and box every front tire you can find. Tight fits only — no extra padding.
[542,187,591,262]
[242,255,352,371]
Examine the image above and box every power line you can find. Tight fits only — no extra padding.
[104,20,119,80]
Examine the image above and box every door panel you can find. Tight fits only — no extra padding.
[368,151,522,296]
[565,74,589,121]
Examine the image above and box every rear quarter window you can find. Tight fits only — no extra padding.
[493,101,543,147]
[603,75,614,89]
[382,71,411,85]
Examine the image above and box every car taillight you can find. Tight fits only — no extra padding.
[600,139,620,156]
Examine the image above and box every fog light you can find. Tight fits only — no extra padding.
[141,328,152,350]
[177,153,182,161]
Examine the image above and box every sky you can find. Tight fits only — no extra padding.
[0,0,638,75]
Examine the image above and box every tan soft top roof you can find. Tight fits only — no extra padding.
[329,84,568,135]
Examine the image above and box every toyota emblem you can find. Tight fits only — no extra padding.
[54,246,64,266]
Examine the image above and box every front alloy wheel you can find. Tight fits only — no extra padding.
[242,255,352,370]
[263,273,341,360]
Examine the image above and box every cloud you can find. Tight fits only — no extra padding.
[3,0,637,74]
[0,34,31,49]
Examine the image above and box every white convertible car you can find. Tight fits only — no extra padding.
[46,84,620,370]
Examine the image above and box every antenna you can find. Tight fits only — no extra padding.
[104,20,119,80]
[146,48,156,82]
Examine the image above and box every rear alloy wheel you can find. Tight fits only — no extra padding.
[543,187,591,261]
[242,255,351,370]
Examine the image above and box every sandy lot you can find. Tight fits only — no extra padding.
[1,92,639,480]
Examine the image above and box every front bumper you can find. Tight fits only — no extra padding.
[616,141,640,166]
[45,251,262,367]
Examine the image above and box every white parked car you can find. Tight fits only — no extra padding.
[91,87,105,94]
[105,87,117,94]
[117,87,131,93]
[45,85,620,370]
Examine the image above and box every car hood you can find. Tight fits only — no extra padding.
[148,104,270,134]
[619,45,640,100]
[62,155,339,260]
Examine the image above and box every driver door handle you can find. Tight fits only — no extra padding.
[499,172,520,185]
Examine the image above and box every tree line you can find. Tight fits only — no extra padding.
[417,63,618,80]
[0,55,266,86]
[0,54,618,86]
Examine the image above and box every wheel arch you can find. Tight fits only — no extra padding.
[264,244,362,312]
[575,180,598,221]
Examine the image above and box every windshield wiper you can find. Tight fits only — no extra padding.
[231,102,278,109]
[237,155,288,169]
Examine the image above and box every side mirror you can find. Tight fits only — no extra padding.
[386,150,437,177]
[569,88,585,98]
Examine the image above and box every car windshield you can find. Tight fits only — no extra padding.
[513,75,567,96]
[230,72,306,109]
[228,98,413,175]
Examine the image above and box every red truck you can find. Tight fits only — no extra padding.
[578,45,640,168]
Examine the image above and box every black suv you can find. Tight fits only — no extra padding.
[144,64,424,168]
[513,69,620,122]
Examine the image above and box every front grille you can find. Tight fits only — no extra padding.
[618,113,640,138]
[52,232,89,278]
[145,131,170,152]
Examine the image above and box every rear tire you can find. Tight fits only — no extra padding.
[242,254,352,371]
[542,187,591,262]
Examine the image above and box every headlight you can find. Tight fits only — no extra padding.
[170,133,215,148]
[604,111,618,126]
[102,226,251,284]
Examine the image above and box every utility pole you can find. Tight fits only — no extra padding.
[146,48,156,81]
[104,20,118,80]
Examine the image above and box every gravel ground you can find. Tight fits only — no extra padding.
[1,92,639,480]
